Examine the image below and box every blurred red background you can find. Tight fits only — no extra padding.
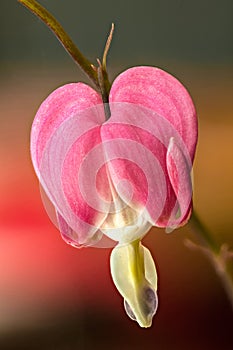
[0,63,232,349]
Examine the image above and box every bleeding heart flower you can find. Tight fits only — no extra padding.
[31,66,197,327]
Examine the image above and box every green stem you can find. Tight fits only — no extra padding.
[97,24,114,120]
[189,210,233,308]
[17,0,99,88]
[189,210,219,253]
[102,23,114,98]
[97,60,111,120]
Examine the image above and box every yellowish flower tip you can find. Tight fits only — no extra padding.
[110,239,158,328]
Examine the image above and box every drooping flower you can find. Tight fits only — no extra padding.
[31,66,198,327]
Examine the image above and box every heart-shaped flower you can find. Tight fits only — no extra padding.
[31,66,197,327]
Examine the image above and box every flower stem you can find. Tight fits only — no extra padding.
[97,24,114,120]
[189,210,218,253]
[17,0,99,88]
[188,210,233,308]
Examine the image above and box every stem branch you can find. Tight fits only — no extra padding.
[188,210,233,308]
[189,210,218,253]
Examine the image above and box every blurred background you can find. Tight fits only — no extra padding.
[0,0,233,349]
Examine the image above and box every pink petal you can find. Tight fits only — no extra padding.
[31,84,114,246]
[31,67,197,244]
[101,102,183,226]
[31,83,102,172]
[166,137,193,229]
[109,66,198,161]
[56,211,104,248]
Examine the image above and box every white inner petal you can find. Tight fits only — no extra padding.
[101,197,152,243]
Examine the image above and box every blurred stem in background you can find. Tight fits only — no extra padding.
[187,211,233,308]
[18,0,233,309]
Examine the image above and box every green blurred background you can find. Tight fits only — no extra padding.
[0,1,233,349]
